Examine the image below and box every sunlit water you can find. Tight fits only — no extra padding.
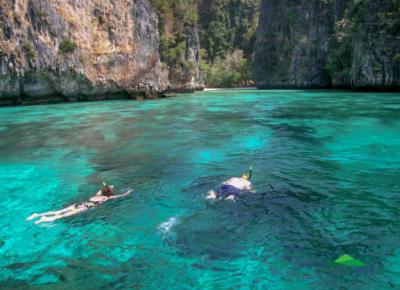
[0,90,400,289]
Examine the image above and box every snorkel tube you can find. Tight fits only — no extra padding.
[242,166,253,180]
[248,166,253,181]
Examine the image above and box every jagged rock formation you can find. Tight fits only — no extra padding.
[150,0,203,92]
[0,0,203,106]
[254,0,336,89]
[166,23,203,92]
[343,1,400,89]
[181,23,203,91]
[254,0,400,90]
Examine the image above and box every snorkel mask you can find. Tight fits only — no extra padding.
[102,181,112,191]
[242,166,253,180]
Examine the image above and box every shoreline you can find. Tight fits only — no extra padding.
[204,87,258,91]
[1,86,399,107]
[0,87,205,107]
[203,86,400,92]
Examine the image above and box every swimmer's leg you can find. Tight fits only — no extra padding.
[34,208,86,224]
[205,190,217,200]
[225,195,237,201]
[27,205,78,221]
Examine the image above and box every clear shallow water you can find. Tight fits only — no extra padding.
[0,90,400,289]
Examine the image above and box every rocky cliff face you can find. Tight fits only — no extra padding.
[345,0,400,89]
[185,23,203,90]
[0,0,202,106]
[167,23,203,91]
[151,0,203,92]
[254,0,345,89]
[254,0,400,90]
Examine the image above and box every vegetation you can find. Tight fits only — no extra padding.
[325,18,352,83]
[150,0,198,74]
[394,53,400,65]
[198,0,260,62]
[203,49,253,87]
[285,9,297,27]
[151,0,260,87]
[150,0,398,88]
[22,42,35,59]
[58,39,77,54]
[326,0,400,82]
[198,0,260,87]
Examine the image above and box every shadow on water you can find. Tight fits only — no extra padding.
[170,182,327,259]
[167,179,399,288]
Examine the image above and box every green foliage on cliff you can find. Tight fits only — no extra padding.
[198,0,260,62]
[150,0,197,71]
[326,41,352,84]
[326,18,352,84]
[203,49,253,87]
[151,0,398,88]
[326,0,400,84]
[22,42,35,59]
[152,0,259,87]
[394,53,400,65]
[58,39,77,54]
[285,9,297,27]
[198,0,260,87]
[160,34,186,68]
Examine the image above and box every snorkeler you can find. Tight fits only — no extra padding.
[26,183,133,224]
[206,167,254,201]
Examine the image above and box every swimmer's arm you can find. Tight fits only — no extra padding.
[110,189,134,199]
[96,190,102,196]
[222,178,234,186]
[246,184,255,193]
[205,190,217,200]
[225,195,236,201]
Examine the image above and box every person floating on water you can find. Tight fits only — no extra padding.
[26,182,133,224]
[206,166,254,201]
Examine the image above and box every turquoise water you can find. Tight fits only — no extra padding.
[0,90,400,289]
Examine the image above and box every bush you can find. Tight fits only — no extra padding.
[58,39,77,54]
[203,49,253,88]
[285,9,297,26]
[160,33,187,69]
[394,53,400,65]
[325,19,352,82]
[22,42,35,59]
[325,44,351,82]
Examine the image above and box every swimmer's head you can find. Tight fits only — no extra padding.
[243,166,253,180]
[101,182,114,197]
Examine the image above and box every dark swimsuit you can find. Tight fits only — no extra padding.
[216,184,241,199]
[75,200,101,210]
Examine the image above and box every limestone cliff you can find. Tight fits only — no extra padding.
[151,0,203,92]
[254,0,400,90]
[0,0,173,105]
[343,0,400,89]
[184,23,203,90]
[167,23,203,91]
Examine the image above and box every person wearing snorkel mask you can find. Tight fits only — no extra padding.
[26,182,133,224]
[206,166,254,201]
